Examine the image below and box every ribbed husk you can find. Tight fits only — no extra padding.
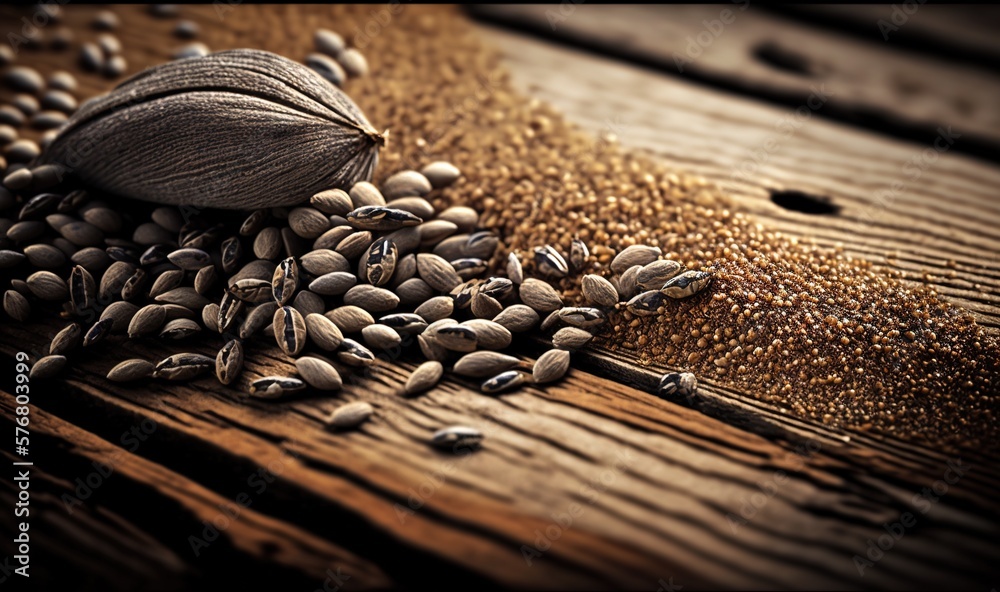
[39,49,383,209]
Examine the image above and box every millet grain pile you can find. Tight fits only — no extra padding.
[2,5,998,452]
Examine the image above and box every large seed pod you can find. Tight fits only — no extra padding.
[39,49,384,209]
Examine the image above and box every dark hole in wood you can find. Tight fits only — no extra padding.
[769,189,840,215]
[752,42,815,77]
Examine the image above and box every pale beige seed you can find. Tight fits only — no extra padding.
[611,245,662,274]
[293,290,325,317]
[24,244,66,268]
[106,359,154,382]
[492,304,539,333]
[300,249,350,275]
[418,333,448,361]
[337,47,369,77]
[335,230,374,260]
[637,259,683,289]
[99,261,135,301]
[228,260,276,286]
[26,271,68,301]
[4,290,30,321]
[254,227,282,260]
[552,327,594,351]
[616,265,642,299]
[100,301,139,332]
[518,278,562,313]
[471,292,503,319]
[382,170,431,199]
[155,287,210,309]
[582,274,619,307]
[237,302,276,339]
[59,220,104,247]
[30,355,67,380]
[418,220,460,247]
[288,207,331,239]
[420,161,461,188]
[314,226,355,251]
[386,197,435,219]
[194,265,216,296]
[326,401,373,431]
[361,323,401,350]
[81,206,123,233]
[202,303,221,333]
[309,271,357,296]
[415,296,454,322]
[349,181,386,207]
[49,323,82,355]
[404,361,444,395]
[273,306,307,356]
[305,313,344,350]
[533,349,571,384]
[324,306,374,333]
[160,318,201,339]
[462,319,512,350]
[228,278,273,304]
[215,339,244,385]
[388,253,417,289]
[453,351,521,378]
[310,188,353,216]
[149,268,184,298]
[296,356,343,391]
[128,304,167,338]
[506,252,524,284]
[395,278,433,305]
[416,253,462,292]
[343,284,400,313]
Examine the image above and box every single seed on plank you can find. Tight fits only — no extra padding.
[518,278,562,313]
[431,426,483,451]
[492,304,539,333]
[453,351,521,378]
[481,370,527,394]
[296,356,343,391]
[324,306,373,333]
[581,274,618,307]
[30,355,67,380]
[273,306,307,356]
[49,323,82,355]
[415,296,454,323]
[660,270,713,299]
[404,361,444,395]
[153,353,214,381]
[249,376,306,399]
[272,257,299,305]
[533,245,569,278]
[128,304,167,338]
[552,327,594,351]
[462,319,512,350]
[365,237,397,287]
[361,323,401,350]
[611,245,662,274]
[657,372,698,400]
[107,359,154,382]
[533,349,571,384]
[326,401,373,431]
[337,338,375,367]
[506,252,524,284]
[637,259,683,289]
[346,205,422,231]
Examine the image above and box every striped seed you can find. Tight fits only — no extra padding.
[273,306,307,356]
[49,323,82,355]
[83,318,114,347]
[431,426,483,451]
[582,274,619,307]
[626,290,666,317]
[533,349,570,384]
[404,361,443,395]
[159,318,201,339]
[433,324,478,352]
[569,238,589,272]
[533,245,569,278]
[221,236,242,274]
[365,237,397,287]
[481,370,527,394]
[452,351,521,378]
[248,376,306,399]
[506,252,524,284]
[218,291,245,333]
[153,353,214,381]
[658,372,698,399]
[337,338,375,367]
[229,278,273,304]
[556,307,606,329]
[215,340,244,385]
[660,270,713,299]
[107,359,154,382]
[272,257,299,305]
[379,313,427,335]
[346,205,422,231]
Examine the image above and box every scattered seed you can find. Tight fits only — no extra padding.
[465,231,499,260]
[418,333,449,362]
[337,47,369,77]
[463,319,512,350]
[415,296,454,323]
[311,188,353,216]
[416,253,463,292]
[405,361,444,395]
[128,304,167,338]
[99,301,139,333]
[626,290,666,317]
[271,257,299,305]
[49,323,82,355]
[337,338,376,366]
[471,291,503,319]
[482,370,527,394]
[556,307,606,328]
[518,278,562,312]
[300,249,350,275]
[156,287,210,309]
[122,268,149,301]
[431,425,483,451]
[160,318,201,339]
[452,257,487,280]
[30,355,67,380]
[552,327,593,351]
[343,284,400,313]
[27,270,68,301]
[229,278,273,304]
[420,161,461,188]
[395,278,433,305]
[362,323,401,350]
[83,318,114,347]
[660,270,713,299]
[306,52,346,87]
[335,230,374,259]
[453,351,521,377]
[327,401,373,431]
[193,265,216,296]
[434,324,478,352]
[534,245,569,278]
[273,306,307,356]
[3,290,30,321]
[107,359,154,382]
[658,372,698,399]
[249,376,306,399]
[379,313,427,335]
[533,349,571,384]
[346,205,422,231]
[365,237,397,287]
[611,245,662,274]
[386,196,435,219]
[492,304,539,333]
[419,221,460,247]
[153,353,214,381]
[506,252,524,284]
[324,305,374,333]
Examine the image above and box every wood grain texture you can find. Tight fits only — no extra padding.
[469,4,1000,162]
[478,24,1000,334]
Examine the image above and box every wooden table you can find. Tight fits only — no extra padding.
[1,5,998,590]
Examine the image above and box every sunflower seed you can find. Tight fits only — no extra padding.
[193,265,216,296]
[99,301,139,332]
[433,324,478,352]
[304,272,354,298]
[306,52,346,87]
[249,376,306,399]
[69,265,96,313]
[552,327,593,351]
[568,238,589,272]
[482,370,527,394]
[99,261,134,301]
[506,252,524,284]
[556,307,606,328]
[300,249,350,276]
[82,318,113,347]
[59,221,104,247]
[451,257,487,281]
[660,270,713,299]
[611,245,662,274]
[0,251,27,269]
[310,188,353,216]
[296,313,341,352]
[126,304,165,339]
[286,206,330,239]
[272,306,307,356]
[417,333,448,361]
[453,351,521,377]
[218,236,241,274]
[131,222,173,246]
[6,139,39,162]
[49,323,82,355]
[7,221,46,243]
[227,278,271,304]
[381,170,431,199]
[378,313,427,335]
[637,260,683,290]
[365,237,397,287]
[416,253,462,292]
[395,278,433,305]
[480,277,514,300]
[107,358,154,382]
[19,193,61,220]
[335,230,374,260]
[3,290,30,321]
[106,245,141,266]
[492,304,538,333]
[466,231,499,260]
[158,318,200,339]
[215,291,244,333]
[539,310,561,332]
[289,357,341,394]
[337,47,369,77]
[404,361,443,395]
[30,355,67,380]
[420,161,461,188]
[658,372,698,399]
[138,244,170,266]
[349,181,386,208]
[166,247,209,270]
[58,189,89,213]
[344,284,400,313]
[414,296,454,323]
[532,349,570,383]
[626,290,666,317]
[27,271,68,301]
[232,302,273,340]
[237,211,267,237]
[153,353,214,381]
[324,305,374,333]
[518,279,562,312]
[252,227,281,260]
[121,269,149,301]
[450,279,481,310]
[346,205,422,231]
[431,425,483,451]
[534,245,569,278]
[462,319,512,350]
[228,260,277,287]
[156,287,210,309]
[337,338,375,366]
[616,265,642,298]
[362,323,401,350]
[326,401,373,431]
[148,269,183,298]
[470,292,502,319]
[577,275,616,308]
[419,221,460,248]
[270,257,298,305]
[386,196,435,220]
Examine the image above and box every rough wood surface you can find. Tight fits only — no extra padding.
[1,4,999,590]
[469,4,1000,162]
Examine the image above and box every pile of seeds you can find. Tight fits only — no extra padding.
[1,5,998,453]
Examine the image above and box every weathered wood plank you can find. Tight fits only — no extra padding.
[478,24,1000,334]
[469,4,1000,163]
